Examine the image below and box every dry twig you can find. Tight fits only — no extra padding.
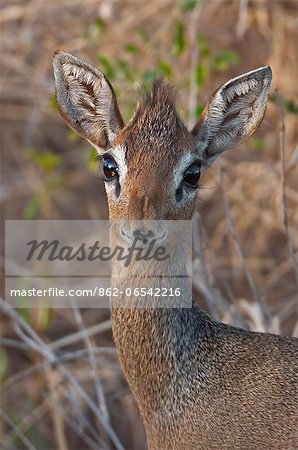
[276,91,298,290]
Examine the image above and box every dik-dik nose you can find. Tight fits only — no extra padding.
[132,228,155,241]
[120,223,168,246]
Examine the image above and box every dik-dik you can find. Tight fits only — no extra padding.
[53,52,298,450]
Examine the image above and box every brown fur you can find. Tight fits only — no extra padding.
[111,306,297,450]
[53,52,298,449]
[110,80,196,221]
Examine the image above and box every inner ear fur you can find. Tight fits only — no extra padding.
[53,51,124,153]
[192,66,272,166]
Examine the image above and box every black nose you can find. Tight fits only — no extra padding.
[132,229,155,240]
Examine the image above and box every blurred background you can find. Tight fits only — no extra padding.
[1,1,298,449]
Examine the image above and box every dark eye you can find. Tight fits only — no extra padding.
[102,154,118,181]
[183,164,201,189]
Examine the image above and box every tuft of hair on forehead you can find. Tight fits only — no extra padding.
[133,78,178,126]
[137,77,177,112]
[122,78,188,150]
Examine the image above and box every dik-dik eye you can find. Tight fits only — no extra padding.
[102,154,118,181]
[183,163,201,189]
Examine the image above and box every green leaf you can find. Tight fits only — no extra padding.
[87,147,99,173]
[27,149,62,172]
[197,33,210,58]
[196,63,208,87]
[179,0,199,11]
[195,105,205,119]
[94,17,105,33]
[19,307,32,323]
[124,43,139,54]
[117,59,133,81]
[251,138,267,152]
[135,27,148,42]
[284,99,298,115]
[141,63,172,83]
[213,49,239,71]
[67,129,80,142]
[158,61,172,77]
[23,197,41,219]
[35,307,52,333]
[173,21,185,55]
[269,93,298,116]
[0,348,8,383]
[141,69,157,89]
[49,95,58,110]
[85,17,105,40]
[97,55,115,80]
[13,280,34,320]
[124,104,135,122]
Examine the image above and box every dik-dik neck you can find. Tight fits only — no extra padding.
[109,238,215,426]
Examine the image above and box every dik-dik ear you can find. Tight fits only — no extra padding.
[53,51,124,153]
[192,66,272,166]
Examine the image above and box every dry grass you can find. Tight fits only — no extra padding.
[1,1,298,449]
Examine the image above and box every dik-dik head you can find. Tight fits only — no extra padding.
[53,52,271,224]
